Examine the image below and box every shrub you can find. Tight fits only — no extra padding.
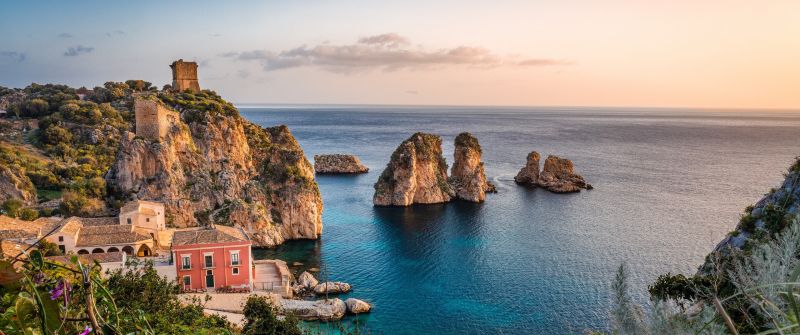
[18,207,39,221]
[59,191,103,216]
[1,198,24,217]
[42,125,72,145]
[21,98,50,117]
[242,295,303,335]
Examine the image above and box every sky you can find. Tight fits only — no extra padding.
[1,0,799,109]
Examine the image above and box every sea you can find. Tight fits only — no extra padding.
[240,106,800,334]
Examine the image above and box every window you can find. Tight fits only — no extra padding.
[182,276,191,288]
[126,218,131,225]
[181,255,191,270]
[58,245,65,253]
[204,254,213,268]
[230,252,240,266]
[232,267,239,275]
[146,218,150,222]
[58,236,63,242]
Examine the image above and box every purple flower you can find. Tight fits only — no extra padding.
[32,272,45,285]
[78,325,92,335]
[49,279,70,305]
[49,280,64,300]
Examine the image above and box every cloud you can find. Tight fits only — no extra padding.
[223,33,569,73]
[63,45,94,57]
[57,33,73,38]
[0,51,26,62]
[105,30,125,37]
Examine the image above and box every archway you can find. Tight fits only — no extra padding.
[91,248,105,254]
[77,249,89,255]
[136,244,152,257]
[107,247,119,253]
[122,246,134,255]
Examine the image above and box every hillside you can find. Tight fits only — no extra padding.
[0,81,322,246]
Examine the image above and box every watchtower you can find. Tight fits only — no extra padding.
[134,98,177,140]
[170,59,200,93]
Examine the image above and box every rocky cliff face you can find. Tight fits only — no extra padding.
[373,133,454,206]
[314,154,369,174]
[712,159,800,253]
[106,93,322,246]
[0,164,36,205]
[449,132,492,202]
[514,153,591,193]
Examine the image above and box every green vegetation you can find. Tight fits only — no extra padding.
[242,295,303,335]
[454,132,481,154]
[1,199,23,217]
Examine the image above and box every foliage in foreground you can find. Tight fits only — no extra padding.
[606,216,800,334]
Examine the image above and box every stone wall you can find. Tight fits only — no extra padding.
[170,60,200,93]
[134,99,177,140]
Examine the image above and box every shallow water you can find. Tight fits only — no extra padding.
[244,106,800,334]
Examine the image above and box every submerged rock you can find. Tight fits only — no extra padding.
[344,298,372,314]
[314,281,352,295]
[514,152,591,193]
[373,133,454,206]
[280,298,346,321]
[450,132,493,202]
[314,154,369,174]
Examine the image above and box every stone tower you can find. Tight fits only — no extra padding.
[170,59,200,93]
[134,98,177,140]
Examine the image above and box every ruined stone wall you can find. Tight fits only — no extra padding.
[170,60,200,93]
[134,99,176,140]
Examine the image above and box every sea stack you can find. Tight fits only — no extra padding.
[514,152,592,193]
[314,154,369,174]
[450,132,494,202]
[373,133,454,206]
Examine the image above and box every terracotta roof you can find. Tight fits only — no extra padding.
[0,215,59,237]
[75,225,150,247]
[78,217,118,227]
[120,200,164,215]
[47,251,126,264]
[1,240,31,260]
[172,226,248,246]
[38,216,117,237]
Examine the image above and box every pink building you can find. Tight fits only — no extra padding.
[171,226,253,291]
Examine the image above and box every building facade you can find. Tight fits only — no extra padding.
[171,226,253,290]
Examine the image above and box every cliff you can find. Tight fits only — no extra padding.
[711,158,800,254]
[373,133,453,206]
[106,91,322,246]
[449,132,493,202]
[314,154,369,174]
[514,152,592,193]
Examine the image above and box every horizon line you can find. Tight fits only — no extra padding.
[233,102,800,113]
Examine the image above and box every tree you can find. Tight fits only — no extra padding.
[22,98,49,117]
[42,125,73,145]
[1,198,23,217]
[242,295,303,335]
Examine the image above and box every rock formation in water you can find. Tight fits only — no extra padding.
[314,154,369,174]
[344,298,372,314]
[514,151,541,185]
[514,152,592,193]
[538,155,592,193]
[373,133,454,206]
[106,93,323,247]
[314,281,352,295]
[449,132,494,202]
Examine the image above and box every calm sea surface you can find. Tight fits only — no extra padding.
[241,106,800,334]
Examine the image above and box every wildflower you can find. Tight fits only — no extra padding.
[49,280,64,300]
[32,271,45,285]
[78,325,92,335]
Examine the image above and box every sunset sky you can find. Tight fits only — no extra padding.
[1,0,798,109]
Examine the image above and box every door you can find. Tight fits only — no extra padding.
[205,270,214,288]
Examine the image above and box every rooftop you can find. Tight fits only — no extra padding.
[47,251,127,265]
[75,225,150,247]
[120,199,164,215]
[172,226,249,246]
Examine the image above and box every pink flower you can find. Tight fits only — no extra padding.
[78,325,92,335]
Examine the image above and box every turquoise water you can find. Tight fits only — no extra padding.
[245,106,800,334]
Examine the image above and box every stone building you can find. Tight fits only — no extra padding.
[170,59,200,93]
[119,199,170,247]
[134,98,177,141]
